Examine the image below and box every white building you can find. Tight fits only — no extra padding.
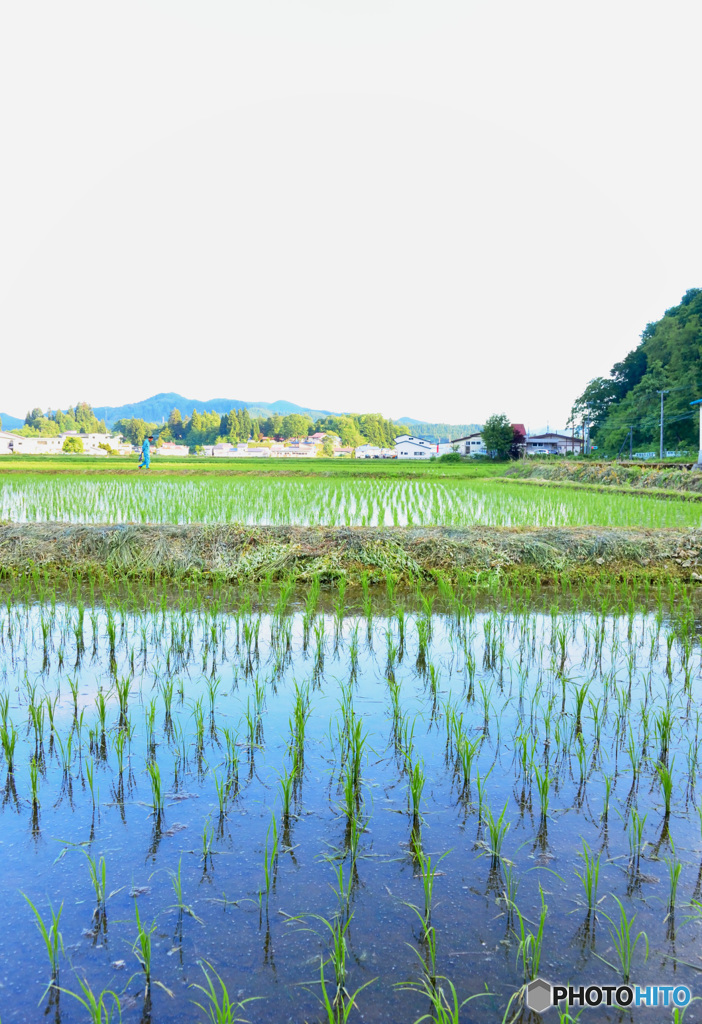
[0,431,125,455]
[270,442,318,458]
[526,432,583,456]
[0,430,21,454]
[156,441,190,456]
[450,432,486,456]
[355,444,396,459]
[394,434,437,459]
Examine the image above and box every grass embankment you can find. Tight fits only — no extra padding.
[3,523,702,584]
[0,454,505,479]
[504,459,702,493]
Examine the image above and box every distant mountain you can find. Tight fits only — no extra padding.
[0,412,23,430]
[90,393,336,427]
[250,399,335,418]
[1,394,479,442]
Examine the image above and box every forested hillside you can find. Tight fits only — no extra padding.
[571,289,702,455]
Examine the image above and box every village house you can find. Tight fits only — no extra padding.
[526,432,583,456]
[393,435,436,459]
[450,433,487,456]
[156,441,190,456]
[0,431,20,454]
[271,441,319,458]
[0,431,122,455]
[451,424,527,457]
[59,431,124,452]
[355,444,396,459]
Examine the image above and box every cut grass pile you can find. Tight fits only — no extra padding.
[505,459,702,493]
[3,522,702,583]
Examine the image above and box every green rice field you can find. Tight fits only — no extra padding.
[2,473,702,528]
[2,572,702,1023]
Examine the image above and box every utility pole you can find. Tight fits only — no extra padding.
[629,425,633,459]
[690,398,702,469]
[658,390,670,460]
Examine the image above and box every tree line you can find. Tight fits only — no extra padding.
[114,408,402,449]
[15,403,108,437]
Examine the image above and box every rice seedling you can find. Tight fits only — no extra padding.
[347,714,368,790]
[455,734,480,791]
[94,690,108,734]
[114,676,130,721]
[147,760,165,813]
[84,851,107,906]
[0,721,17,772]
[113,728,126,775]
[512,886,548,982]
[483,802,510,863]
[601,772,612,824]
[145,698,158,754]
[168,857,202,920]
[262,814,278,899]
[657,758,675,819]
[58,975,122,1023]
[408,758,425,822]
[29,754,40,807]
[290,680,312,753]
[29,701,45,749]
[190,961,258,1023]
[329,858,355,919]
[85,756,97,808]
[202,817,215,861]
[475,766,491,819]
[22,895,64,987]
[206,676,221,716]
[656,707,674,764]
[44,691,59,734]
[398,973,489,1024]
[414,848,448,923]
[628,807,647,866]
[132,902,157,991]
[278,763,297,818]
[533,764,550,820]
[315,955,375,1024]
[302,911,353,997]
[574,839,601,910]
[55,729,74,774]
[597,895,648,983]
[665,840,682,913]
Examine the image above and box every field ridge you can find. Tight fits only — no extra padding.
[3,522,702,583]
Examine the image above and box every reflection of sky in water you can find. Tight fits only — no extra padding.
[1,599,702,1022]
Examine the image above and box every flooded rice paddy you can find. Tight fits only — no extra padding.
[2,473,702,529]
[2,577,702,1022]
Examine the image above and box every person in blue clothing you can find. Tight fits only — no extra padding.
[138,435,154,469]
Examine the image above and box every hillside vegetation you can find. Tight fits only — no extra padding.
[572,288,702,455]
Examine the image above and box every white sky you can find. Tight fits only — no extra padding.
[1,1,700,429]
